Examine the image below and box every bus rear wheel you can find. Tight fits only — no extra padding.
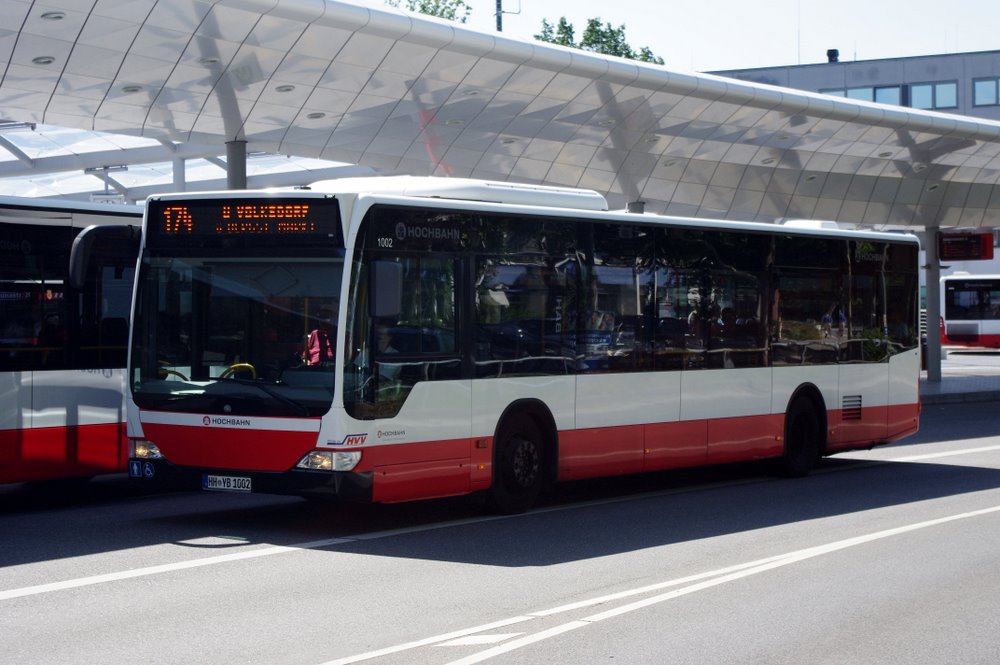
[779,397,822,477]
[488,415,545,514]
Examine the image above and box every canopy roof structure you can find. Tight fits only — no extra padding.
[0,122,372,199]
[4,0,999,381]
[2,0,1000,228]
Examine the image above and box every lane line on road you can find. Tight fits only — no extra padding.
[434,506,1000,665]
[3,443,999,604]
[892,443,1000,462]
[0,541,343,601]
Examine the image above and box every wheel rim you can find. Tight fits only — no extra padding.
[509,436,539,489]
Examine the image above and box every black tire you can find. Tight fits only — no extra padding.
[487,414,545,514]
[779,397,822,477]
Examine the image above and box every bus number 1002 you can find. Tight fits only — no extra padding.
[376,237,394,248]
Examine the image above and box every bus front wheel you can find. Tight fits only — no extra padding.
[779,397,823,477]
[488,415,545,514]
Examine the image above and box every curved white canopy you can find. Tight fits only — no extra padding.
[3,0,1000,226]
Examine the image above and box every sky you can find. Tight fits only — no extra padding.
[451,0,1000,72]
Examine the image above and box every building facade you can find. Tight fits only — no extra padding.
[716,49,1000,313]
[714,49,1000,123]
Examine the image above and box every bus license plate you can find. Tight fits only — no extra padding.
[203,475,252,492]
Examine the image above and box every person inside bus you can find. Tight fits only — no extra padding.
[354,322,400,382]
[713,307,738,335]
[305,302,337,366]
[374,323,400,381]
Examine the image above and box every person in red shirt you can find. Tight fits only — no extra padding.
[305,302,337,366]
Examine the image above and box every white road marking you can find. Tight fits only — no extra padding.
[0,516,513,602]
[0,541,342,601]
[2,443,999,605]
[436,634,525,646]
[434,506,1000,665]
[891,443,1000,462]
[317,617,536,665]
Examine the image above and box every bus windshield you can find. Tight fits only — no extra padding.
[130,254,344,417]
[944,278,1000,321]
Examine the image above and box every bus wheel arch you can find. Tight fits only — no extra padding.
[779,385,827,477]
[487,400,557,513]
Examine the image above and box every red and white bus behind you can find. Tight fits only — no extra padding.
[1,197,141,485]
[109,177,920,512]
[940,273,1000,348]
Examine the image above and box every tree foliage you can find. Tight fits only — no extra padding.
[386,0,471,23]
[535,17,664,65]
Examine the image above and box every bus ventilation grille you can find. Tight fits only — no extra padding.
[842,395,863,420]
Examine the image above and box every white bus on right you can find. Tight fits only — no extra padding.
[940,273,1000,348]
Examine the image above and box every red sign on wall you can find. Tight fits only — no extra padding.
[939,232,994,261]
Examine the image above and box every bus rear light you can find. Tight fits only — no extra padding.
[296,450,361,472]
[130,438,163,459]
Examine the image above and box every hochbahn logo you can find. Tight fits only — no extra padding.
[202,416,252,427]
[395,222,460,242]
[0,239,31,254]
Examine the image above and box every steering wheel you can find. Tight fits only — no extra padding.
[220,363,257,379]
[158,368,189,381]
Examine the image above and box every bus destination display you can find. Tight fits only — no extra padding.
[147,197,343,249]
[157,201,329,236]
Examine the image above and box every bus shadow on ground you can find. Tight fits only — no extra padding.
[2,452,999,570]
[310,457,1000,567]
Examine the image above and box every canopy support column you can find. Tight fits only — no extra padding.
[924,225,942,383]
[226,139,247,189]
[172,156,186,192]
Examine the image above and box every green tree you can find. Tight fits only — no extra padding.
[535,17,664,65]
[535,18,575,47]
[386,0,471,23]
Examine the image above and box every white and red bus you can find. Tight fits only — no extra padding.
[1,197,141,485]
[102,177,919,512]
[940,273,1000,348]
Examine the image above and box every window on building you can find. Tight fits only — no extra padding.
[874,86,901,105]
[846,87,872,101]
[974,78,1000,107]
[820,86,901,106]
[910,81,958,109]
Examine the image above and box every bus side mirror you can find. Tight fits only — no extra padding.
[370,260,402,320]
[69,224,141,289]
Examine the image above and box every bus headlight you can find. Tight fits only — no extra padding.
[130,438,163,459]
[295,450,361,472]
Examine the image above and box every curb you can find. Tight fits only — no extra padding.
[921,390,1000,405]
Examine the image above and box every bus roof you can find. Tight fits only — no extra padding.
[0,195,144,217]
[308,176,609,211]
[147,176,919,245]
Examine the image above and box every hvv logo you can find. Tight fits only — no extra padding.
[340,434,367,446]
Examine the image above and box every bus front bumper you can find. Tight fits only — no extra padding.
[128,457,373,501]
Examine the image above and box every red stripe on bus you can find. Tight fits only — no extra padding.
[140,422,318,472]
[558,414,784,481]
[941,332,1000,348]
[826,403,920,451]
[0,422,127,484]
[138,402,919,502]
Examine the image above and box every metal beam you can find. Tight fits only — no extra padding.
[0,135,33,166]
[0,142,227,178]
[45,164,376,203]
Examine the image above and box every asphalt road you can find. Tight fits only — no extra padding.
[3,402,1000,665]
